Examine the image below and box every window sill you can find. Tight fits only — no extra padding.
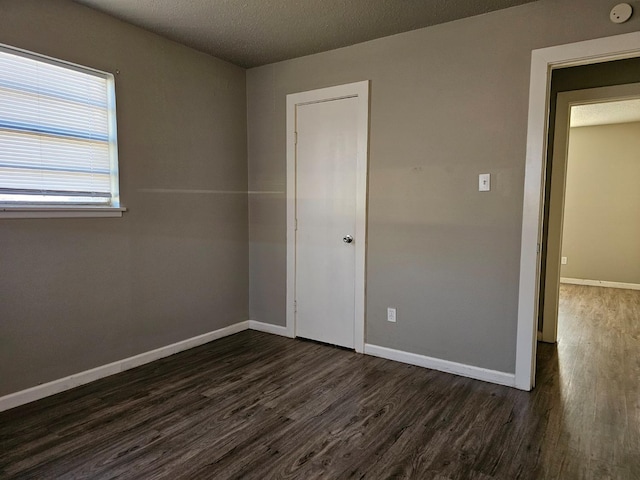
[0,206,127,219]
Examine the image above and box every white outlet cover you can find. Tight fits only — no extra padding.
[387,307,396,323]
[610,3,633,24]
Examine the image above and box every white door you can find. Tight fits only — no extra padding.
[295,97,358,348]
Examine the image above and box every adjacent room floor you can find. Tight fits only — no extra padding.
[1,284,638,479]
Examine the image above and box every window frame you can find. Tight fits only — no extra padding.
[0,43,125,219]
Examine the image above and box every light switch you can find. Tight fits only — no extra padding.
[561,257,567,265]
[479,173,491,192]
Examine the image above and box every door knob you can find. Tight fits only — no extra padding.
[343,235,354,244]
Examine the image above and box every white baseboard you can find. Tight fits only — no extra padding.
[364,344,516,387]
[560,277,640,291]
[0,321,251,413]
[248,320,293,338]
[1,320,517,413]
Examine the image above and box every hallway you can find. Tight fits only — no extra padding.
[535,284,640,478]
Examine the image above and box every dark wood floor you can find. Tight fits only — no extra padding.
[1,285,638,479]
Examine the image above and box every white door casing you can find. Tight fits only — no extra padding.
[516,32,640,391]
[286,81,369,352]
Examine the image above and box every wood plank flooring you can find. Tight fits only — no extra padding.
[1,284,638,479]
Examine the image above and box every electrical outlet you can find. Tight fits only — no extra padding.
[387,307,397,323]
[561,257,567,265]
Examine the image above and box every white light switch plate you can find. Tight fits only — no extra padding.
[479,173,491,192]
[387,307,396,323]
[561,257,567,265]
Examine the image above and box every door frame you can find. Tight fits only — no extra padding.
[285,81,370,352]
[515,32,640,390]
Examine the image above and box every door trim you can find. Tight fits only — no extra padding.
[515,32,640,391]
[286,81,370,352]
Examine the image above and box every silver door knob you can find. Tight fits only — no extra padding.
[343,235,354,244]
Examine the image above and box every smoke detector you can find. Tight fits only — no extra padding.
[610,3,633,24]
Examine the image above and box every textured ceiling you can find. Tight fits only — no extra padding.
[571,99,640,128]
[73,0,539,68]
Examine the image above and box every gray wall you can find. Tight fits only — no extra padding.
[561,122,640,284]
[247,0,640,373]
[0,0,248,396]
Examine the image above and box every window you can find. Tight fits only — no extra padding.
[0,44,122,217]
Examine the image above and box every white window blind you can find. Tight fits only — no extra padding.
[0,45,119,206]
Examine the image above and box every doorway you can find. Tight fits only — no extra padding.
[285,81,369,351]
[541,85,640,343]
[516,32,640,391]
